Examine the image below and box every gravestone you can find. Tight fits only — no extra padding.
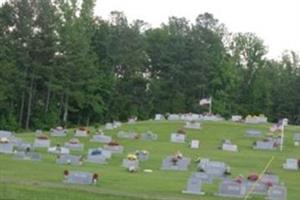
[103,144,124,154]
[191,140,200,149]
[0,143,14,154]
[50,127,67,137]
[161,156,191,171]
[190,172,213,184]
[64,171,93,185]
[170,133,186,143]
[184,121,201,129]
[222,143,238,152]
[154,114,165,120]
[253,140,276,150]
[246,130,262,137]
[182,177,205,195]
[122,159,139,169]
[267,185,287,200]
[283,159,298,170]
[48,146,70,155]
[113,121,122,128]
[260,174,280,185]
[74,129,88,137]
[0,130,13,138]
[105,123,114,130]
[135,151,149,161]
[86,148,111,164]
[14,151,41,161]
[198,160,227,178]
[232,115,242,122]
[167,114,180,121]
[33,138,50,148]
[117,131,138,139]
[140,131,158,141]
[245,181,268,195]
[91,134,112,143]
[216,180,247,198]
[14,141,32,151]
[64,139,84,151]
[57,154,82,165]
[293,133,300,141]
[128,116,137,123]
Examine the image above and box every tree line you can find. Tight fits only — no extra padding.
[1,0,300,130]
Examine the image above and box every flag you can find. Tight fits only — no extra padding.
[269,120,284,132]
[199,97,211,106]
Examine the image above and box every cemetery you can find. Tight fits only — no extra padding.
[33,135,51,148]
[74,127,89,137]
[0,120,298,200]
[50,126,67,137]
[184,121,201,129]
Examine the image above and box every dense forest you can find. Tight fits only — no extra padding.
[1,0,300,130]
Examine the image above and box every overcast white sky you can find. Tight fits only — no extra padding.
[95,0,300,59]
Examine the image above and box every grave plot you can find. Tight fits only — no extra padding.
[33,135,50,148]
[64,138,84,151]
[50,127,67,137]
[0,138,14,154]
[90,134,112,143]
[267,185,287,200]
[190,140,200,149]
[135,150,149,161]
[86,148,111,164]
[182,177,205,195]
[215,179,247,198]
[220,139,238,152]
[253,139,278,150]
[122,154,139,172]
[63,171,98,185]
[170,129,186,143]
[246,129,262,137]
[14,151,41,161]
[103,141,124,154]
[161,152,191,171]
[57,154,82,165]
[117,131,139,140]
[74,127,89,137]
[197,159,230,178]
[283,159,299,170]
[190,172,213,184]
[184,121,201,129]
[0,130,13,138]
[48,145,70,155]
[154,114,165,120]
[140,131,158,141]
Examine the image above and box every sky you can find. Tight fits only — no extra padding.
[95,0,300,59]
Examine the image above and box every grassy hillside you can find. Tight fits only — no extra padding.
[0,120,299,200]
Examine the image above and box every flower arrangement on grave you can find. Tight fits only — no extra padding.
[247,173,259,182]
[69,138,79,144]
[108,140,119,146]
[234,175,244,184]
[37,135,48,140]
[177,129,186,135]
[266,182,273,188]
[171,151,183,165]
[127,154,137,161]
[0,137,9,144]
[77,127,89,133]
[93,173,98,184]
[63,170,69,178]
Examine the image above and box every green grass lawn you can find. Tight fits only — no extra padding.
[0,120,299,200]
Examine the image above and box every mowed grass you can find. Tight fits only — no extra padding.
[0,120,299,200]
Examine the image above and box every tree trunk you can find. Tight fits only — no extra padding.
[19,91,25,127]
[25,76,34,129]
[63,93,69,127]
[45,84,51,113]
[86,115,90,127]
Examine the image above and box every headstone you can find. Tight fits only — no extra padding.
[170,133,186,143]
[245,115,268,124]
[293,133,300,141]
[64,171,93,185]
[14,151,41,161]
[245,181,268,195]
[103,144,124,154]
[198,160,227,178]
[260,174,280,185]
[122,159,139,169]
[191,140,200,149]
[113,121,122,128]
[182,177,204,195]
[253,140,276,150]
[246,130,262,137]
[105,123,114,130]
[0,143,14,154]
[267,185,287,200]
[154,114,165,120]
[222,143,238,152]
[117,131,138,139]
[14,141,32,151]
[74,128,88,137]
[216,180,247,198]
[64,139,84,151]
[48,146,70,155]
[0,130,13,138]
[161,156,191,171]
[167,114,181,121]
[181,113,200,121]
[128,116,137,123]
[86,148,111,164]
[283,159,298,170]
[91,134,112,143]
[57,154,82,165]
[232,115,242,122]
[33,138,50,148]
[135,151,149,161]
[140,131,158,141]
[190,172,213,184]
[184,121,201,129]
[50,127,67,137]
